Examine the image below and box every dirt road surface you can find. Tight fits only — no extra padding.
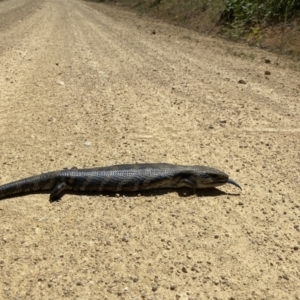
[0,0,299,298]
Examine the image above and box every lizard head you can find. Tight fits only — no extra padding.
[192,166,242,190]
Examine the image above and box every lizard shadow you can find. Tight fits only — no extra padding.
[60,187,241,201]
[0,188,240,202]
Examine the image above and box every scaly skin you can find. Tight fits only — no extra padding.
[0,163,241,201]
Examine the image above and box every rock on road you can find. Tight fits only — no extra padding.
[0,0,299,298]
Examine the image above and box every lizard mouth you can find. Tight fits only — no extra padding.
[227,179,242,190]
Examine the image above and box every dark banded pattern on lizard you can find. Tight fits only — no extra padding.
[0,163,241,202]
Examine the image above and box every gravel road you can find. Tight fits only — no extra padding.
[0,0,299,298]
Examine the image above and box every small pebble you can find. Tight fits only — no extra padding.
[265,70,271,75]
[182,266,188,273]
[238,79,246,84]
[56,80,64,86]
[282,274,289,280]
[265,58,271,63]
[191,265,198,272]
[84,141,91,146]
[152,285,158,292]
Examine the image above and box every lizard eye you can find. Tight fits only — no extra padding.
[200,173,209,178]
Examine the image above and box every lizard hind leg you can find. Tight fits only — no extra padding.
[50,182,70,202]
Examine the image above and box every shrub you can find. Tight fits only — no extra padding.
[221,0,300,25]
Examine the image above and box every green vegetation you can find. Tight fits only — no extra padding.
[221,0,300,24]
[220,0,300,40]
[90,0,300,55]
[219,0,300,55]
